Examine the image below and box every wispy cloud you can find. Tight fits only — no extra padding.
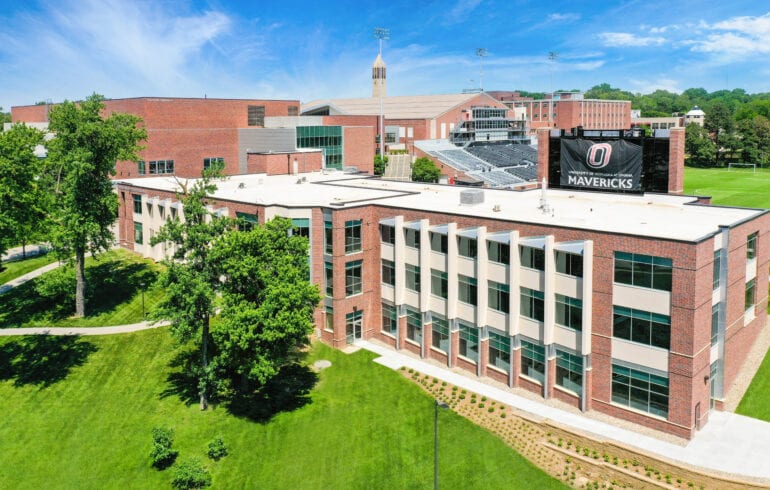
[547,13,580,23]
[599,32,666,47]
[690,12,770,55]
[443,0,482,25]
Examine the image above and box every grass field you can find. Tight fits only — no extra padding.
[684,166,770,209]
[0,249,166,328]
[0,329,563,489]
[0,252,58,285]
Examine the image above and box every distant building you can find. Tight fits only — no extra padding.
[630,106,707,131]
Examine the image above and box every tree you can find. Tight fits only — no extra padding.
[738,116,770,165]
[704,102,734,167]
[208,217,321,395]
[151,164,230,410]
[411,157,441,183]
[46,94,146,317]
[374,154,388,175]
[685,123,716,167]
[0,123,46,266]
[0,107,11,129]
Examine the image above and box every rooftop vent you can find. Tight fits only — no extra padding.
[460,189,484,205]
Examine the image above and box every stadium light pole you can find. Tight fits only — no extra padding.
[374,27,390,160]
[548,51,558,127]
[434,400,449,490]
[476,48,488,92]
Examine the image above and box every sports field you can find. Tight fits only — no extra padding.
[684,166,770,209]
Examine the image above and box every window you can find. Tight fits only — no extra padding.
[345,260,362,296]
[406,307,422,344]
[458,275,477,306]
[612,364,669,418]
[747,232,758,260]
[431,269,447,298]
[382,303,397,336]
[488,331,510,373]
[520,287,544,322]
[555,294,582,331]
[404,228,420,249]
[132,194,142,214]
[203,157,224,171]
[712,250,721,291]
[520,245,545,271]
[380,224,395,245]
[520,339,545,383]
[248,105,265,126]
[325,306,334,332]
[291,218,310,239]
[345,220,362,253]
[458,236,477,259]
[324,262,333,297]
[288,105,299,116]
[324,221,333,255]
[431,315,449,352]
[488,281,510,314]
[555,251,583,277]
[405,264,421,292]
[458,323,478,362]
[381,260,395,287]
[430,232,447,253]
[488,241,510,264]
[137,161,145,175]
[148,159,174,175]
[613,306,670,349]
[711,303,719,346]
[556,350,583,396]
[745,278,756,313]
[236,212,258,232]
[614,252,672,291]
[134,222,143,245]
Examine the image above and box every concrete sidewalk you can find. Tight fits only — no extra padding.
[0,321,168,336]
[0,261,63,294]
[358,339,770,482]
[1,244,48,263]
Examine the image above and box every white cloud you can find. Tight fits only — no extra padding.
[444,0,482,25]
[599,32,666,47]
[547,13,580,23]
[690,13,770,55]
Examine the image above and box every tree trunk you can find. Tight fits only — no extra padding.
[75,248,86,317]
[21,241,26,259]
[200,314,209,411]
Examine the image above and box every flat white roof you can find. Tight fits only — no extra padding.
[117,171,765,243]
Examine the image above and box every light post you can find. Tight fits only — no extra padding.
[434,400,449,490]
[476,48,487,92]
[140,281,146,319]
[548,51,558,127]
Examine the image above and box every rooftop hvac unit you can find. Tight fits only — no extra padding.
[460,189,484,205]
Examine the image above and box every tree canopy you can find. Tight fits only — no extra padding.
[46,93,146,317]
[0,123,47,265]
[411,156,441,183]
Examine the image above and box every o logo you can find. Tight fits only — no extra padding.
[586,143,612,169]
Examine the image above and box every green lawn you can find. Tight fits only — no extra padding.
[0,329,563,489]
[0,249,165,328]
[684,166,770,209]
[0,252,58,285]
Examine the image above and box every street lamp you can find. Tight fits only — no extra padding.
[434,400,449,490]
[140,281,146,319]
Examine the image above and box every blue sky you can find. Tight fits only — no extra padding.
[1,0,769,110]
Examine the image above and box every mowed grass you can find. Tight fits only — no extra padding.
[0,249,165,328]
[684,166,770,209]
[0,329,563,489]
[736,348,770,422]
[0,252,58,285]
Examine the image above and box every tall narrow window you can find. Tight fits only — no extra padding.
[134,222,143,245]
[458,275,478,306]
[747,232,758,260]
[324,221,333,255]
[520,287,544,322]
[431,269,448,299]
[381,303,397,335]
[431,315,449,352]
[345,220,362,253]
[712,250,721,291]
[404,228,420,249]
[325,262,334,297]
[406,307,422,344]
[380,224,395,245]
[745,278,756,313]
[555,294,582,331]
[132,194,142,214]
[458,323,479,362]
[488,331,510,373]
[711,303,719,346]
[520,339,545,383]
[345,260,362,296]
[405,264,421,292]
[381,260,395,287]
[137,161,145,175]
[488,281,510,313]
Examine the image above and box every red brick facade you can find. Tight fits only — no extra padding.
[246,151,323,175]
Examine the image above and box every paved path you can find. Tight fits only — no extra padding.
[0,261,62,294]
[358,339,770,482]
[0,321,168,336]
[1,244,48,263]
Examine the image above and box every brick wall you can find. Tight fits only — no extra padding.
[246,151,323,175]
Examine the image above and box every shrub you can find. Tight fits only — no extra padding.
[150,427,178,470]
[207,436,228,460]
[172,458,212,489]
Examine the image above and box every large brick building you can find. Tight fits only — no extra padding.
[116,155,768,440]
[11,97,377,177]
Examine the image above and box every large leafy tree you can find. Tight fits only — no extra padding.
[151,165,230,410]
[210,217,321,394]
[0,123,47,265]
[704,102,734,167]
[737,116,770,166]
[46,94,146,317]
[411,156,441,183]
[685,123,716,167]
